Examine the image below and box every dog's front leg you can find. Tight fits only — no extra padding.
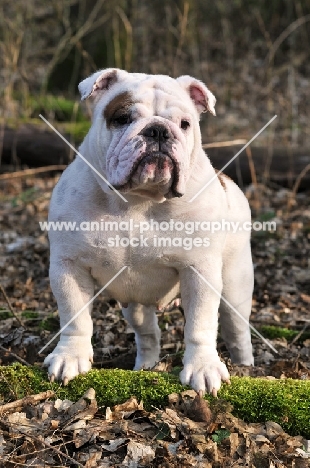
[43,260,95,384]
[179,263,230,395]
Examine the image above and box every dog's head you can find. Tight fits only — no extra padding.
[79,68,216,202]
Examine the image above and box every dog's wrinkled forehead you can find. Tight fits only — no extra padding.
[79,68,216,118]
[102,77,196,128]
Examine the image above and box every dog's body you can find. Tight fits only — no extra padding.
[44,69,254,394]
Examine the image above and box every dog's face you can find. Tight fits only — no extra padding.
[79,69,216,202]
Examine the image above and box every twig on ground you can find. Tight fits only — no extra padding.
[150,353,175,370]
[0,419,84,467]
[0,344,31,367]
[202,139,247,149]
[0,390,55,413]
[0,165,66,181]
[288,163,310,209]
[245,146,260,212]
[0,283,24,327]
[289,323,310,347]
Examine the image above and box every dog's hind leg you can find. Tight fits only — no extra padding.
[122,303,161,370]
[219,242,254,366]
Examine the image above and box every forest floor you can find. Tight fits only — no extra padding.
[0,173,309,467]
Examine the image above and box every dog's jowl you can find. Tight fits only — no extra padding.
[44,68,254,395]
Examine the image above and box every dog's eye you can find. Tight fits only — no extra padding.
[181,120,190,130]
[112,114,131,126]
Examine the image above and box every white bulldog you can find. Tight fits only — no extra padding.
[44,68,254,395]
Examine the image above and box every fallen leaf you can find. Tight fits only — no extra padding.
[185,391,213,423]
[101,438,128,452]
[122,440,155,466]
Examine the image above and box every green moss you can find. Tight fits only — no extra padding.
[211,429,230,444]
[260,325,310,342]
[0,311,13,320]
[255,211,276,222]
[21,311,39,319]
[39,315,60,332]
[24,95,85,122]
[0,364,49,401]
[1,364,310,438]
[0,364,184,410]
[219,377,310,438]
[61,121,90,141]
[11,187,39,207]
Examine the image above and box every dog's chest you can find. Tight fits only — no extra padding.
[77,219,194,304]
[85,240,181,304]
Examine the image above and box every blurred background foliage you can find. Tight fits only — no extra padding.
[1,0,310,146]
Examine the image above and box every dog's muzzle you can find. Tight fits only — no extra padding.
[114,123,183,198]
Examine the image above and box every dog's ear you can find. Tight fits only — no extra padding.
[78,68,124,101]
[176,75,216,115]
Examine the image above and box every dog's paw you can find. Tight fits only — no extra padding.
[43,342,93,385]
[180,355,230,396]
[132,337,160,370]
[133,354,160,370]
[230,349,254,366]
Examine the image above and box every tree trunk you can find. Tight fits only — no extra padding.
[1,125,310,188]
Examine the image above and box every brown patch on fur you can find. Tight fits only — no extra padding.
[215,169,231,190]
[104,91,135,128]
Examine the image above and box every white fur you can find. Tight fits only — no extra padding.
[44,69,254,394]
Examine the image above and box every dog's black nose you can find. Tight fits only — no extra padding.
[142,124,170,141]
